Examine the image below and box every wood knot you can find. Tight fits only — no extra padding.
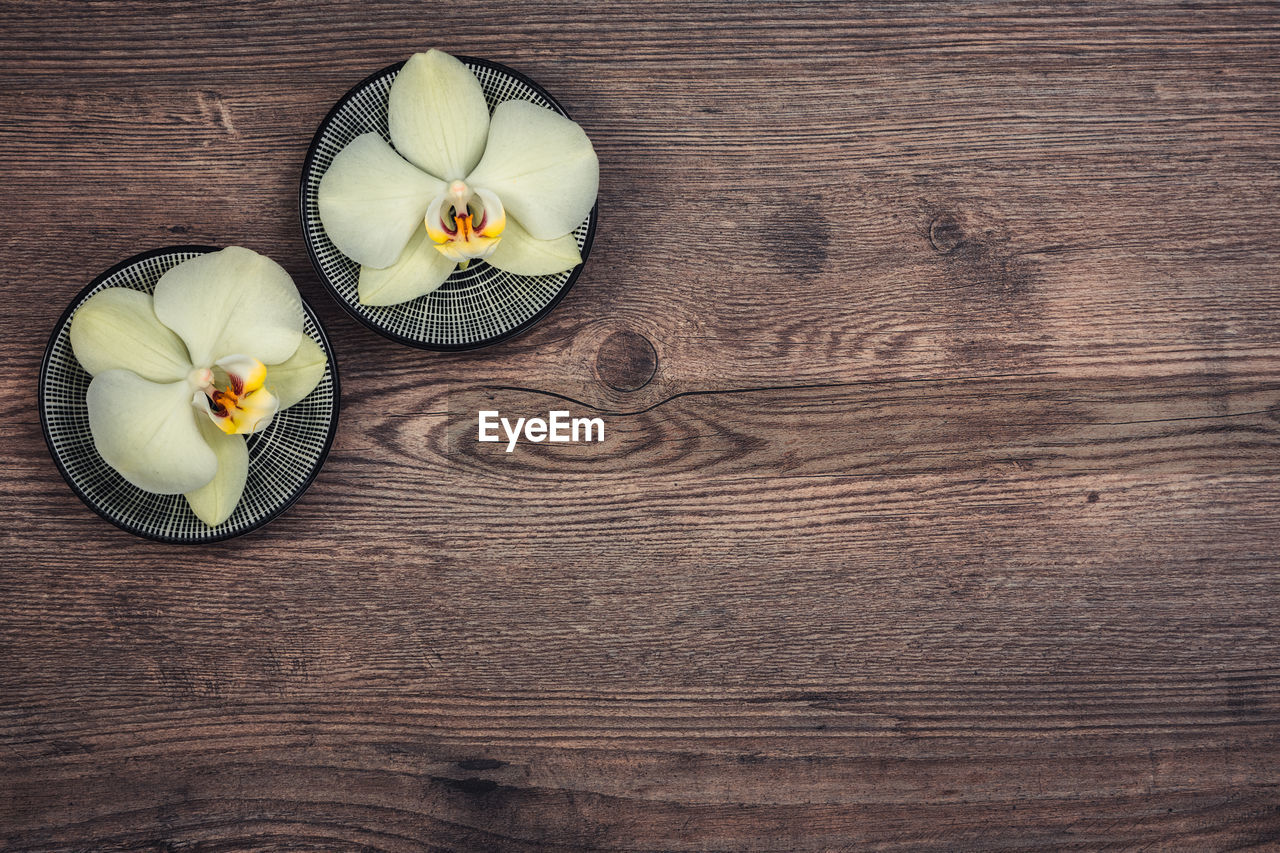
[595,329,657,392]
[928,215,965,254]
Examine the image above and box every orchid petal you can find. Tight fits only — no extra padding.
[464,100,598,240]
[266,335,327,410]
[389,50,490,181]
[152,246,304,369]
[69,287,190,382]
[486,214,582,276]
[183,417,248,527]
[86,370,217,495]
[317,132,445,269]
[234,387,279,434]
[358,226,456,306]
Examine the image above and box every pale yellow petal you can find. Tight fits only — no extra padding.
[267,335,328,410]
[317,132,445,268]
[152,246,304,368]
[183,418,248,526]
[486,215,582,276]
[69,287,190,382]
[389,50,490,180]
[232,387,279,435]
[464,100,598,240]
[86,370,216,495]
[358,226,457,306]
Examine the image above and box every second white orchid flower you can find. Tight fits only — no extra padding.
[317,50,599,306]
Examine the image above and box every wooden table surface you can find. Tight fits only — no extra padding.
[2,2,1278,850]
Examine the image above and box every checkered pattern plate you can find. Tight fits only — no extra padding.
[39,246,340,544]
[300,56,596,350]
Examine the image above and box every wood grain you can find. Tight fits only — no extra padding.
[2,1,1279,850]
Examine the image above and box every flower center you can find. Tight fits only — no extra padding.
[425,180,506,264]
[189,355,279,435]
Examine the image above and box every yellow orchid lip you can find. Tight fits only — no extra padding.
[425,180,506,263]
[191,354,279,435]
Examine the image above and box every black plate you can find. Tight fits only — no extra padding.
[299,56,597,351]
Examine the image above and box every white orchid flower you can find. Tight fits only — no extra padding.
[69,247,328,526]
[317,50,599,306]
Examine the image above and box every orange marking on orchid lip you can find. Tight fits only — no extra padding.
[454,211,473,241]
[426,184,504,262]
[196,356,276,435]
[208,381,250,417]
